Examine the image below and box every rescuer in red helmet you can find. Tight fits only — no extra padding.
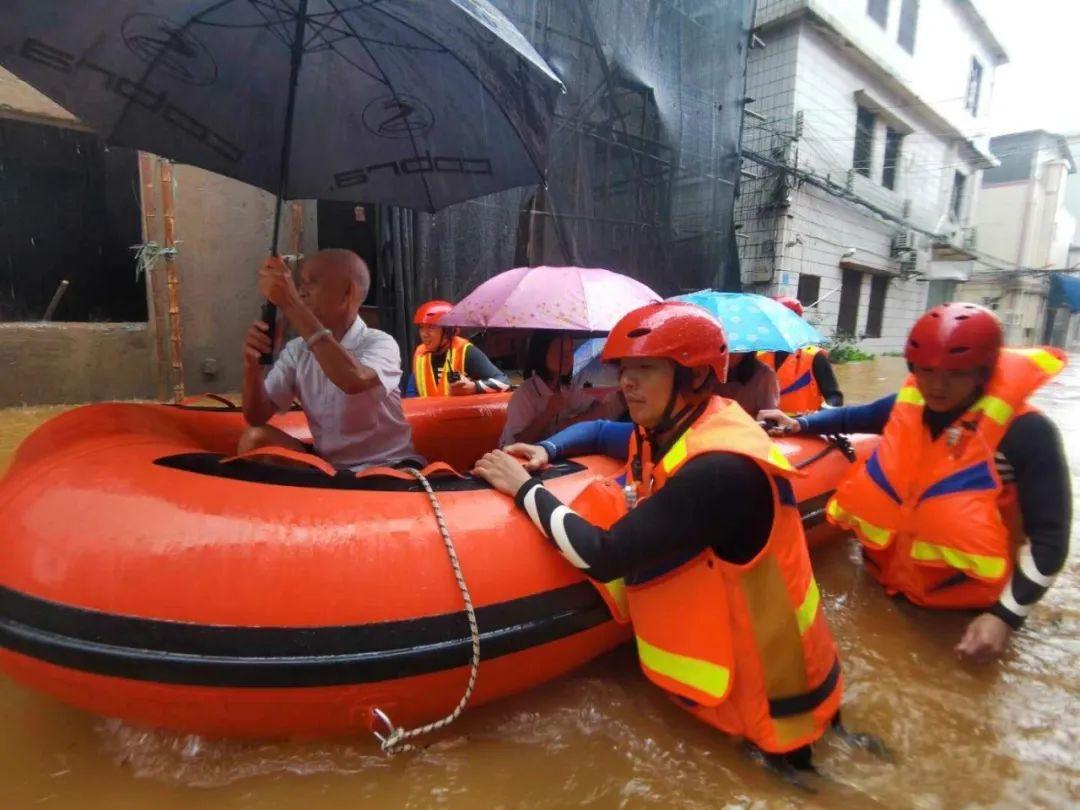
[759,296,844,414]
[475,302,882,779]
[760,303,1072,663]
[405,300,509,397]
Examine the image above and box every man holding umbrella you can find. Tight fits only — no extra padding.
[239,249,422,471]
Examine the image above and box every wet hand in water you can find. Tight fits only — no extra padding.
[955,612,1012,664]
[258,255,300,309]
[473,449,533,496]
[449,378,476,396]
[503,443,551,471]
[242,321,272,370]
[757,409,800,435]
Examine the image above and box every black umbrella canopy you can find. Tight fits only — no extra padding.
[0,0,564,213]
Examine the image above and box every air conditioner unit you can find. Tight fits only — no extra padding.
[899,253,919,276]
[891,230,919,256]
[961,227,977,250]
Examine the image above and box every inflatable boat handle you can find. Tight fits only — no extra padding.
[354,461,464,482]
[219,448,337,476]
[178,393,240,410]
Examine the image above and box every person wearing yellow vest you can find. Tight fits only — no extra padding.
[475,302,869,779]
[759,297,843,414]
[405,300,509,397]
[761,303,1072,663]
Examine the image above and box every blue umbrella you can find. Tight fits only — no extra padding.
[573,337,617,387]
[671,291,824,353]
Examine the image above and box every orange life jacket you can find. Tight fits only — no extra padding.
[760,347,826,414]
[412,336,471,397]
[617,396,842,754]
[827,347,1067,609]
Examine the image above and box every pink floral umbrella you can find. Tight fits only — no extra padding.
[441,266,660,331]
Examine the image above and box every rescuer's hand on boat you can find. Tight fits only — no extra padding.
[474,449,533,496]
[502,443,551,472]
[449,376,477,396]
[259,255,301,309]
[757,409,800,435]
[954,612,1012,664]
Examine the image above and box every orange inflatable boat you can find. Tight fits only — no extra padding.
[0,394,875,739]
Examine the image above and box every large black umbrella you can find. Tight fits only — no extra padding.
[0,0,563,351]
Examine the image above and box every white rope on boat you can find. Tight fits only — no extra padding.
[371,467,481,754]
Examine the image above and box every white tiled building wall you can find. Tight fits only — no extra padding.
[738,0,1002,352]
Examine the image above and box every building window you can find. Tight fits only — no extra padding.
[867,0,889,27]
[950,171,967,221]
[882,128,903,190]
[797,273,821,307]
[866,275,889,337]
[965,58,983,115]
[853,107,876,177]
[837,268,862,336]
[897,0,919,54]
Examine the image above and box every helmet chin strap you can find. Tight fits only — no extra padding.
[644,368,713,454]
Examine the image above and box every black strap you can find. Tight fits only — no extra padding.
[768,656,842,718]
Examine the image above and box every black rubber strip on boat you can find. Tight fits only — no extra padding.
[153,453,587,492]
[0,582,612,688]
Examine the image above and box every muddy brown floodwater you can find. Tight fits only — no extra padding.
[1,355,1077,808]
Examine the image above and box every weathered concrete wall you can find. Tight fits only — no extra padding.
[0,323,156,407]
[0,67,81,127]
[137,162,320,397]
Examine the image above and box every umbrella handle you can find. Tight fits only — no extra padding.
[259,301,277,366]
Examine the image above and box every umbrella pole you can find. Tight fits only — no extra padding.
[260,0,309,365]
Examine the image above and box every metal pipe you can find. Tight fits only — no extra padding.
[158,158,185,402]
[41,280,69,321]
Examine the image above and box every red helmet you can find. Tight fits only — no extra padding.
[775,295,804,316]
[414,300,453,326]
[602,302,729,382]
[905,303,1002,370]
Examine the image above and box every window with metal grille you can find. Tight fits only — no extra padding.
[866,275,889,338]
[853,107,876,177]
[965,58,983,115]
[898,0,919,54]
[868,0,889,27]
[883,128,903,190]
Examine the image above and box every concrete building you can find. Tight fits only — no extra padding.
[737,0,1007,351]
[957,130,1076,345]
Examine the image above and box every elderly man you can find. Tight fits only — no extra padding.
[240,249,422,470]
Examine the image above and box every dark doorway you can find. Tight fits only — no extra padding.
[316,200,378,306]
[796,273,821,307]
[837,268,862,336]
[0,119,144,322]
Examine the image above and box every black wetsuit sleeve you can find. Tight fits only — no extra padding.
[464,346,510,393]
[797,394,896,435]
[813,352,844,407]
[512,452,774,582]
[989,411,1072,629]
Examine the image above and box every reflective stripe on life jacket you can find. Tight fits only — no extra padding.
[827,346,1066,609]
[619,395,841,753]
[412,336,471,397]
[760,347,826,414]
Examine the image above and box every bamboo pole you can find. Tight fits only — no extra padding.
[138,152,168,401]
[288,200,304,258]
[158,158,185,402]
